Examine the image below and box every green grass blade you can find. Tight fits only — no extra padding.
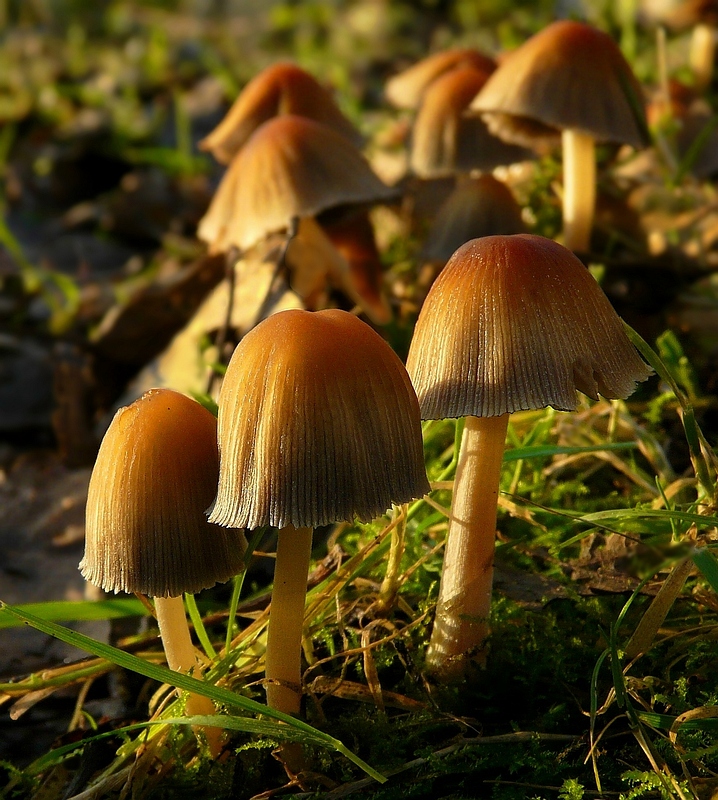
[184,594,217,660]
[692,547,718,594]
[503,441,637,462]
[0,598,148,630]
[0,601,386,783]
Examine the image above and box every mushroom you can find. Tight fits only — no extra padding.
[419,174,527,267]
[470,20,649,252]
[81,388,247,753]
[385,48,496,110]
[208,309,429,718]
[199,61,363,164]
[640,0,718,92]
[409,66,530,179]
[406,234,652,678]
[198,113,394,252]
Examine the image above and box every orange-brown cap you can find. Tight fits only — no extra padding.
[386,48,496,109]
[640,0,718,30]
[208,309,429,530]
[410,66,530,178]
[197,115,396,254]
[81,388,246,597]
[406,234,652,419]
[420,175,526,263]
[199,62,363,164]
[470,21,649,150]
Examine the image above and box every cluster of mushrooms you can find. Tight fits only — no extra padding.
[80,16,694,760]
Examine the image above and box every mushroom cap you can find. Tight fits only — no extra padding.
[420,175,527,263]
[386,48,496,109]
[640,0,718,30]
[470,20,649,150]
[406,234,652,420]
[199,61,363,164]
[197,115,396,253]
[208,309,429,530]
[410,66,531,178]
[81,388,246,597]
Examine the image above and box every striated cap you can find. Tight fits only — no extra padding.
[81,389,246,597]
[470,20,649,150]
[410,66,530,178]
[208,309,429,530]
[199,62,363,164]
[406,234,652,420]
[386,48,496,109]
[420,175,527,264]
[197,115,396,254]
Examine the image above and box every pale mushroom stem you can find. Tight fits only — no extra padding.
[562,128,596,253]
[425,413,510,679]
[265,525,313,714]
[154,595,224,756]
[690,23,716,93]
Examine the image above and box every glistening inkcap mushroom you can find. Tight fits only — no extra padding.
[470,20,649,252]
[209,309,429,720]
[199,61,363,164]
[406,234,652,679]
[81,388,246,754]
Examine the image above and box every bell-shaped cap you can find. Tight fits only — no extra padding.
[470,20,649,150]
[420,175,527,263]
[410,66,530,178]
[81,388,246,597]
[407,234,652,420]
[209,309,429,530]
[199,62,363,164]
[197,115,396,254]
[386,48,496,109]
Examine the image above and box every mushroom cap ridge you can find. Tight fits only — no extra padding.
[406,234,652,420]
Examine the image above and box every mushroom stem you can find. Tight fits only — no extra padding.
[265,525,313,715]
[154,595,224,756]
[561,128,596,253]
[690,23,715,93]
[425,413,509,679]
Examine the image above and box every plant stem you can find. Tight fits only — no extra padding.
[426,414,509,679]
[265,526,313,714]
[562,128,596,253]
[154,595,224,756]
[377,506,406,612]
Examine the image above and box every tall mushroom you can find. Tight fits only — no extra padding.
[81,388,247,753]
[470,20,649,252]
[208,309,429,718]
[406,234,652,678]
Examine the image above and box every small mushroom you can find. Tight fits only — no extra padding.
[209,309,429,718]
[197,115,396,255]
[409,66,530,179]
[385,48,496,110]
[199,61,363,164]
[406,234,652,678]
[81,388,246,754]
